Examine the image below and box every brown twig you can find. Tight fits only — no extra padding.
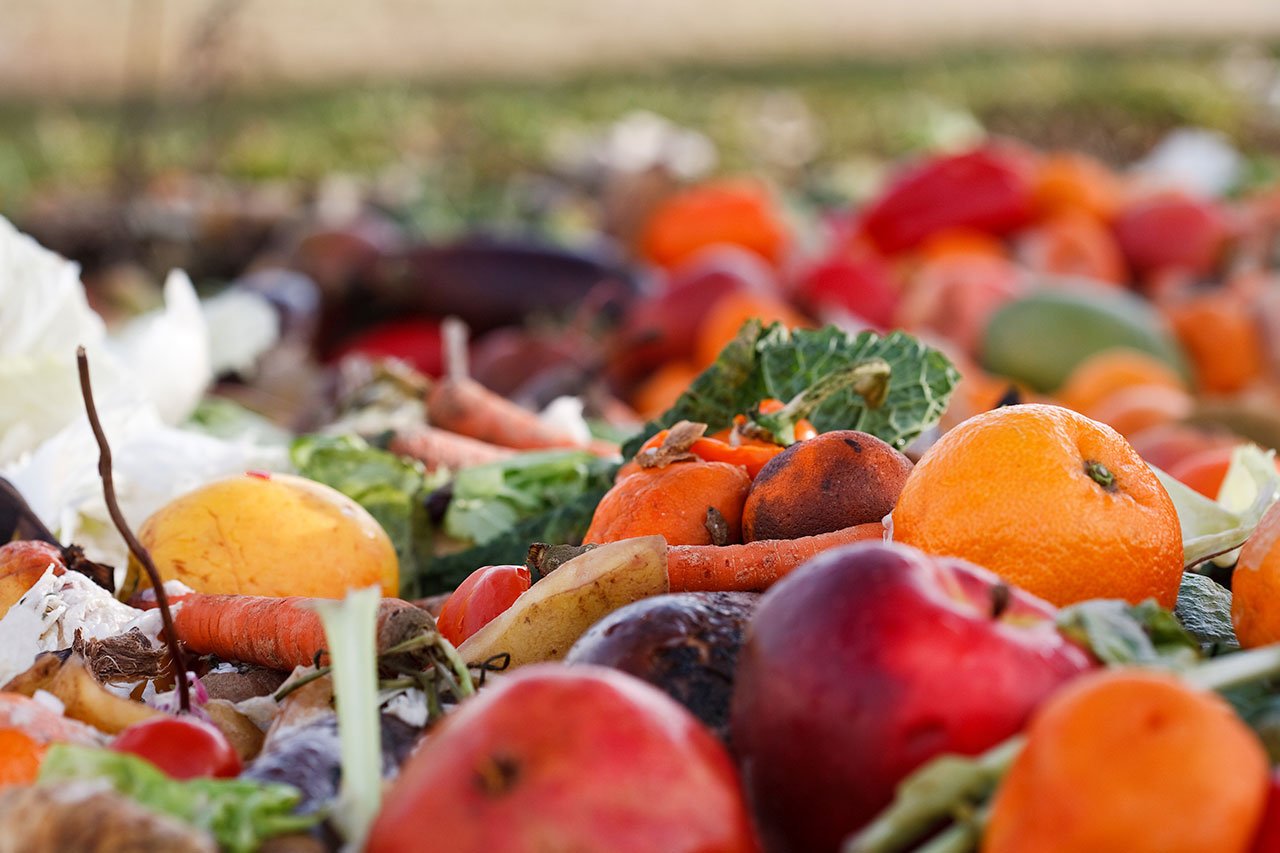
[76,346,190,714]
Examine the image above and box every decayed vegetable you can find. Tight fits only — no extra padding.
[584,460,751,546]
[0,783,216,852]
[457,536,669,667]
[38,745,318,853]
[566,591,759,741]
[3,653,158,735]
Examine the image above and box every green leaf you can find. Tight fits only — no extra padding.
[621,321,959,458]
[758,326,958,449]
[420,485,610,595]
[843,737,1023,853]
[621,319,767,458]
[1174,572,1239,652]
[1056,598,1201,669]
[443,450,616,545]
[39,745,319,853]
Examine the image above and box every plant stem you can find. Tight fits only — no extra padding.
[1184,642,1280,692]
[76,346,190,714]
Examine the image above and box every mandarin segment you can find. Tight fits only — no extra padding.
[891,404,1182,607]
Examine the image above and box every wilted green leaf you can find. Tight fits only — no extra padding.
[1056,598,1200,668]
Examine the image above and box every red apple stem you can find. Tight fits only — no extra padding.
[76,347,191,715]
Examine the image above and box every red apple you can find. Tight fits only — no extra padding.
[730,541,1095,853]
[367,664,761,853]
[1114,192,1231,281]
[0,540,65,613]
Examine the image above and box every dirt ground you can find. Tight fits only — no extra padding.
[3,0,1280,98]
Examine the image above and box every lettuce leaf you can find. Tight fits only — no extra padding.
[622,321,958,457]
[39,745,318,853]
[444,450,616,545]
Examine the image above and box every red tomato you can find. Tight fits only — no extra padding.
[437,565,532,646]
[112,716,241,779]
[796,255,899,328]
[861,146,1036,254]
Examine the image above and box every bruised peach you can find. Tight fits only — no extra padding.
[742,431,912,542]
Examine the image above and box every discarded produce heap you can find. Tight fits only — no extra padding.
[5,132,1280,852]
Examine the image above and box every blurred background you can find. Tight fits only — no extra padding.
[6,1,1280,442]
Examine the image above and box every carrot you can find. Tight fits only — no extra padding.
[666,522,885,592]
[389,425,517,472]
[173,595,432,671]
[427,376,619,457]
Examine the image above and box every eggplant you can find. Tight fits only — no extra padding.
[565,591,759,742]
[360,236,638,333]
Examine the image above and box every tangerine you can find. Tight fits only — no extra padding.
[892,404,1182,607]
[1055,347,1187,417]
[1232,500,1280,648]
[984,669,1269,853]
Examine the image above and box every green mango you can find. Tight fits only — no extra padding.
[981,284,1191,392]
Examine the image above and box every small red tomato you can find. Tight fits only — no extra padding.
[437,565,532,647]
[112,715,241,779]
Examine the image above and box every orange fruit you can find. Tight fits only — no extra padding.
[892,404,1182,607]
[693,292,810,369]
[1032,152,1123,222]
[1232,500,1280,648]
[0,728,46,788]
[1055,347,1188,417]
[631,360,699,420]
[1164,290,1266,394]
[984,669,1269,853]
[1085,384,1194,438]
[639,180,789,270]
[584,460,752,546]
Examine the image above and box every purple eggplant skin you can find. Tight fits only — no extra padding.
[362,236,638,333]
[565,591,760,743]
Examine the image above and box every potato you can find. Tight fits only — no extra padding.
[127,472,398,599]
[457,536,668,668]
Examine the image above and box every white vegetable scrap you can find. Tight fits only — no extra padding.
[0,215,288,570]
[0,565,166,686]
